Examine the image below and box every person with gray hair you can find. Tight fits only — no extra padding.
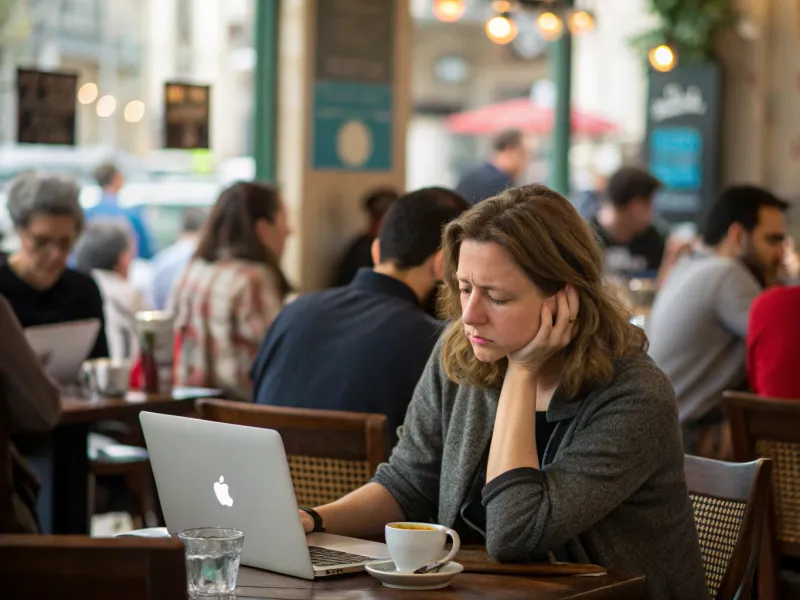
[75,222,149,361]
[0,172,108,361]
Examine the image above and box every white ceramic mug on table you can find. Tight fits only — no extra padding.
[384,522,461,573]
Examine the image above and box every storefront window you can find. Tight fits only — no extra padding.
[0,0,256,252]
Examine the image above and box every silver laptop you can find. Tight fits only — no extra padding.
[24,318,101,383]
[140,411,389,579]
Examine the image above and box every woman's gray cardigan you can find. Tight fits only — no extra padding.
[373,338,709,600]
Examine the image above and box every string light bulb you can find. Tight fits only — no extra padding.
[77,82,98,104]
[96,95,117,118]
[567,10,595,35]
[432,0,465,23]
[536,11,564,41]
[485,12,517,45]
[124,100,146,123]
[649,44,677,72]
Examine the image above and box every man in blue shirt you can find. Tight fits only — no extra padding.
[86,162,153,260]
[455,128,529,205]
[149,207,206,309]
[251,187,469,447]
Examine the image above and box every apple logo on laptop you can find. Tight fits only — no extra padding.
[214,476,234,507]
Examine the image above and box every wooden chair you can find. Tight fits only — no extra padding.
[89,445,158,528]
[196,399,387,506]
[0,534,186,600]
[685,454,772,600]
[725,391,800,599]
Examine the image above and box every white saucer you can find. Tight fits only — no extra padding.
[115,527,171,538]
[365,561,464,590]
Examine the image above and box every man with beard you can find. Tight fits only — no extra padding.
[647,185,788,457]
[250,188,468,449]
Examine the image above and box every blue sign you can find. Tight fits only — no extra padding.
[312,0,394,172]
[650,127,702,190]
[312,81,393,171]
[644,65,720,224]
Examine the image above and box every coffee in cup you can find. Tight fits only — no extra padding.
[387,523,436,531]
[384,522,460,573]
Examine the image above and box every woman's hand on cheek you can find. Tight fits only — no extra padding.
[507,285,579,374]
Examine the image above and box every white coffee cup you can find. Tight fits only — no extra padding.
[82,358,130,397]
[384,522,461,573]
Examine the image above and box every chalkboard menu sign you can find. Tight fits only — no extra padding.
[312,0,395,171]
[16,68,77,146]
[645,64,721,225]
[164,82,210,149]
[316,0,394,84]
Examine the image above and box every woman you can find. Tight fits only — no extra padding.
[170,181,291,400]
[0,173,108,361]
[0,294,61,533]
[298,185,708,600]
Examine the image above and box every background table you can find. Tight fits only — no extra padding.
[234,566,647,599]
[52,387,220,534]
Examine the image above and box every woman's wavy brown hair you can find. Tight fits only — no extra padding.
[439,183,648,397]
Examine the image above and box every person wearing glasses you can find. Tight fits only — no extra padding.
[0,172,108,360]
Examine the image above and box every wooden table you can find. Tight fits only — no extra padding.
[234,566,647,599]
[52,387,220,535]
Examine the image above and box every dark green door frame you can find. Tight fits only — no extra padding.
[549,0,573,196]
[254,0,572,194]
[253,0,280,183]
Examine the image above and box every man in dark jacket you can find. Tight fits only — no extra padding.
[251,187,468,447]
[456,129,529,205]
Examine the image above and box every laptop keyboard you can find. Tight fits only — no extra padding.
[308,545,373,567]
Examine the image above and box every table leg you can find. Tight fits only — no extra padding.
[52,423,90,534]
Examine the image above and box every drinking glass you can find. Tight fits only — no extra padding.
[178,527,244,597]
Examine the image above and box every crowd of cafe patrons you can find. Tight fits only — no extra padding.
[3,129,800,600]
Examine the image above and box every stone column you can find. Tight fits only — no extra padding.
[273,0,411,292]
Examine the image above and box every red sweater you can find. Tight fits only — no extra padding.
[747,286,800,399]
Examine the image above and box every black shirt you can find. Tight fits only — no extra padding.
[456,411,557,546]
[334,234,374,287]
[251,269,444,447]
[0,263,109,360]
[590,217,666,276]
[455,162,513,206]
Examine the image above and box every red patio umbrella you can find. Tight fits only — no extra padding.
[445,98,619,137]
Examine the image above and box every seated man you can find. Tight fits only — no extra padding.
[747,286,800,399]
[251,187,469,446]
[590,166,666,276]
[647,185,788,456]
[149,207,206,310]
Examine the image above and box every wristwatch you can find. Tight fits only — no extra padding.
[299,506,325,532]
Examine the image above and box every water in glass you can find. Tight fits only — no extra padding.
[179,527,244,597]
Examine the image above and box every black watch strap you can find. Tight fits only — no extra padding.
[300,506,325,532]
